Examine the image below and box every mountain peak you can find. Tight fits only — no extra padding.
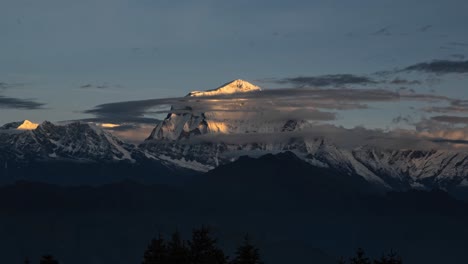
[1,120,39,130]
[187,79,261,97]
[17,120,39,130]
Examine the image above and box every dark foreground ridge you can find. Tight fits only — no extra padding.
[1,152,468,264]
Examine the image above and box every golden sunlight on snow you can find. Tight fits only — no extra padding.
[17,120,39,130]
[100,123,121,128]
[206,121,230,133]
[187,79,261,97]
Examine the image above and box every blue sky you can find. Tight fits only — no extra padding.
[1,0,468,142]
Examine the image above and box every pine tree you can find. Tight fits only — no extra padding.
[231,235,263,264]
[189,226,227,264]
[374,250,402,264]
[40,255,59,264]
[142,234,167,264]
[167,231,190,264]
[350,248,371,264]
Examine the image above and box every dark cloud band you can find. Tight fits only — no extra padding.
[0,96,44,110]
[431,115,468,124]
[404,60,468,74]
[266,74,377,87]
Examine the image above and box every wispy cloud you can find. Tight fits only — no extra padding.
[68,117,160,125]
[388,78,421,85]
[185,124,455,150]
[450,54,466,60]
[61,117,159,143]
[0,96,45,109]
[423,99,468,113]
[262,74,377,87]
[418,25,433,32]
[0,82,24,90]
[99,123,156,143]
[79,84,109,89]
[431,115,468,124]
[371,26,392,36]
[403,60,468,74]
[84,87,405,123]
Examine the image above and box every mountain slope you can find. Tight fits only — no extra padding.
[0,121,134,163]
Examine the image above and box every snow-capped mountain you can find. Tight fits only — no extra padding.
[186,79,261,97]
[141,79,308,170]
[0,120,39,132]
[147,79,267,141]
[0,121,134,163]
[140,79,468,191]
[1,79,467,193]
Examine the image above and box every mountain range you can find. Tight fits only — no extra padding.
[1,79,468,196]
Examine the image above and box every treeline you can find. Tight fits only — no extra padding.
[24,227,403,264]
[339,248,402,264]
[142,226,263,264]
[26,226,263,264]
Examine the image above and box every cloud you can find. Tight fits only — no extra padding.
[85,87,404,124]
[166,115,468,149]
[259,72,422,88]
[86,85,464,128]
[67,116,160,125]
[423,99,468,113]
[392,115,413,124]
[400,93,451,102]
[450,54,466,60]
[388,78,421,85]
[80,84,93,89]
[403,60,468,74]
[430,138,468,145]
[419,128,468,148]
[431,115,468,124]
[371,26,391,36]
[0,96,45,109]
[0,82,24,90]
[184,124,449,150]
[101,123,155,144]
[80,83,109,89]
[413,118,468,147]
[419,25,433,32]
[60,118,159,143]
[81,83,468,149]
[266,74,377,87]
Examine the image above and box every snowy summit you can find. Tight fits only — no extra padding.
[187,79,261,97]
[17,120,39,130]
[0,120,39,131]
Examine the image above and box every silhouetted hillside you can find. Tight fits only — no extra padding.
[1,153,468,264]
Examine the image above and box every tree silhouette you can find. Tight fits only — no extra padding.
[373,250,402,264]
[189,226,227,264]
[350,248,371,264]
[339,248,402,264]
[167,231,190,264]
[40,255,59,264]
[231,235,263,264]
[142,234,167,264]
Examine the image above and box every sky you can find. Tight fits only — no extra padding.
[1,0,468,144]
